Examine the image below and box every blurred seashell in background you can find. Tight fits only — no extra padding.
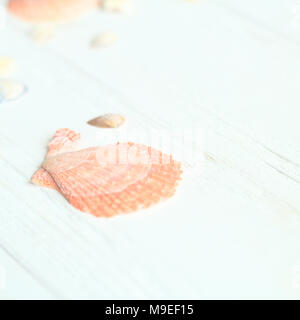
[31,23,55,43]
[90,32,118,48]
[8,0,99,22]
[101,0,133,13]
[0,79,27,103]
[0,57,16,77]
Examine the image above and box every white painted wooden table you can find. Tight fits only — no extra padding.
[1,0,300,299]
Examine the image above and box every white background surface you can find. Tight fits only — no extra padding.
[1,0,300,299]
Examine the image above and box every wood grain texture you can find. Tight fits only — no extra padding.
[0,0,300,299]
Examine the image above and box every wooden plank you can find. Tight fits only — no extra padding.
[0,0,300,299]
[0,246,54,300]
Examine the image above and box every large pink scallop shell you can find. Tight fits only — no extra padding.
[31,129,182,217]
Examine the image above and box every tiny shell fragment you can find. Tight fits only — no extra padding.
[0,79,27,103]
[101,0,128,12]
[31,24,55,43]
[90,32,118,48]
[88,113,125,128]
[0,57,16,77]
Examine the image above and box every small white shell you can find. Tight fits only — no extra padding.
[0,79,27,103]
[0,57,16,77]
[90,32,118,48]
[88,113,125,128]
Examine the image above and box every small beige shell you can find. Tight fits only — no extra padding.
[0,57,16,77]
[0,79,27,102]
[31,24,55,43]
[90,32,118,48]
[88,113,125,128]
[101,0,128,12]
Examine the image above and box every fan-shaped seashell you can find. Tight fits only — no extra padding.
[90,32,118,48]
[8,0,99,22]
[31,128,182,217]
[0,79,27,103]
[0,57,16,77]
[88,113,125,128]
